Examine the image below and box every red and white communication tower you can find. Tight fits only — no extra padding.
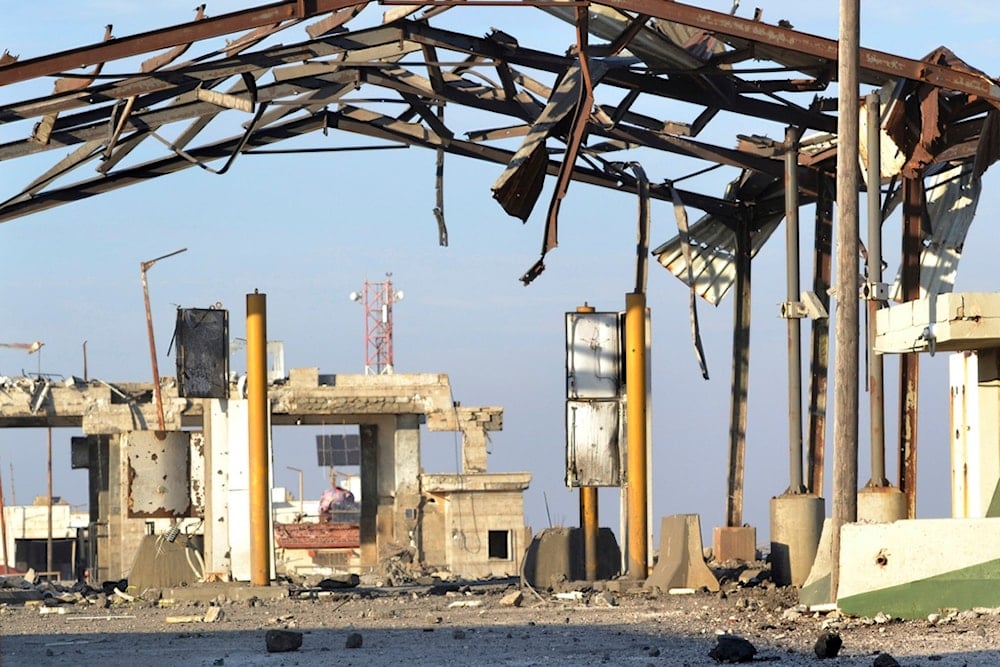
[349,273,404,375]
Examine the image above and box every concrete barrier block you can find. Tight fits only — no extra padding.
[521,527,620,589]
[646,514,719,593]
[712,525,757,563]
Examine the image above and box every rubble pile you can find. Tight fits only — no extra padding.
[0,568,135,609]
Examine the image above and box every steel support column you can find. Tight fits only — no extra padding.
[725,220,751,527]
[247,291,271,586]
[784,126,805,494]
[807,177,833,496]
[625,291,648,580]
[576,303,600,582]
[866,93,888,487]
[580,485,599,581]
[899,177,924,518]
[831,0,860,601]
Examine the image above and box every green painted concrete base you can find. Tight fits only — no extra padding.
[839,558,1000,619]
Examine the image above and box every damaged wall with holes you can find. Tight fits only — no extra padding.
[0,370,531,582]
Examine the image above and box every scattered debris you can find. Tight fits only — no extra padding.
[591,592,617,607]
[264,629,303,653]
[708,634,757,663]
[112,588,135,603]
[873,653,901,667]
[499,590,523,607]
[203,606,224,623]
[553,591,584,602]
[428,582,463,596]
[447,600,483,608]
[814,631,843,658]
[317,574,360,590]
[39,606,67,615]
[165,615,203,624]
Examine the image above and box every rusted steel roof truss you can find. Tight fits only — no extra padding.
[0,0,996,274]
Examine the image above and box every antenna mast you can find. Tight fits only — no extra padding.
[350,273,403,375]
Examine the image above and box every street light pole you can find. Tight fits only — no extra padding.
[140,248,187,431]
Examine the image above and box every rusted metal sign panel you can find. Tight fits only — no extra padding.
[274,522,360,549]
[126,430,192,518]
[566,399,621,487]
[175,308,229,399]
[565,311,621,399]
[70,436,90,469]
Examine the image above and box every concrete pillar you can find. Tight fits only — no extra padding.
[104,434,147,581]
[461,428,488,473]
[395,414,421,550]
[360,423,379,565]
[202,398,250,579]
[950,350,1000,518]
[88,435,111,583]
[770,494,824,587]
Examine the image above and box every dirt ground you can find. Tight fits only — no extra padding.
[3,570,1000,667]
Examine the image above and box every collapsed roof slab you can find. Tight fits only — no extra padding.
[0,372,495,435]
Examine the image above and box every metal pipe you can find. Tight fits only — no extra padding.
[866,92,887,487]
[725,220,751,527]
[580,485,599,581]
[784,126,804,494]
[625,291,648,580]
[140,247,187,432]
[247,290,271,586]
[807,179,833,496]
[831,0,861,601]
[0,457,8,572]
[900,178,923,518]
[47,427,53,579]
[575,303,600,582]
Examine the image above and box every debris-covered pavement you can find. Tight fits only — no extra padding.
[2,564,1000,666]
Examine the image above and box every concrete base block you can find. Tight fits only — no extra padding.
[838,518,1000,619]
[857,486,907,523]
[712,526,757,563]
[770,494,824,587]
[646,514,719,593]
[799,518,833,607]
[129,534,205,591]
[521,527,621,589]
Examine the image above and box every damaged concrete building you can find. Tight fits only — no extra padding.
[5,0,1000,616]
[0,370,531,583]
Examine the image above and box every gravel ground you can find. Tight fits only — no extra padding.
[3,575,1000,666]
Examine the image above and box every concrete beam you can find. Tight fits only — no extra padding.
[875,292,1000,354]
[421,472,532,493]
[0,373,497,436]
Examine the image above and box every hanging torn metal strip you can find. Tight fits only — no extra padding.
[668,182,711,379]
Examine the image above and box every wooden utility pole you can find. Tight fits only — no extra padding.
[831,0,861,600]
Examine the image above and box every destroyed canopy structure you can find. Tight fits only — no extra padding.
[3,1,1000,528]
[2,1,998,278]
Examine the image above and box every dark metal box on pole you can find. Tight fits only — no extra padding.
[175,307,229,399]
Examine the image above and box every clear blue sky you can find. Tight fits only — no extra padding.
[2,1,1000,545]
